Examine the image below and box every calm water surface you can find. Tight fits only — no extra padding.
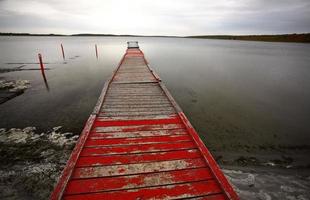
[1,36,310,155]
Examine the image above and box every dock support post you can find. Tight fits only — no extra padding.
[61,44,65,60]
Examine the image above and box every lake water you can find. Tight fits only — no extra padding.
[1,36,310,165]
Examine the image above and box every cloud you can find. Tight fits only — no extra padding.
[0,0,309,35]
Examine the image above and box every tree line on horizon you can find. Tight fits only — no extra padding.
[0,32,309,43]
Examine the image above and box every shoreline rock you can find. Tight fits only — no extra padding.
[0,126,78,200]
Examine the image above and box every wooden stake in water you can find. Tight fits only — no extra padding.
[61,44,65,60]
[38,53,45,72]
[38,53,50,91]
[95,44,98,59]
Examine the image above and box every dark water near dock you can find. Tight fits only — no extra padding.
[1,36,310,166]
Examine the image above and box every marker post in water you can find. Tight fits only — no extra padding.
[95,44,98,59]
[61,44,65,60]
[38,53,50,91]
[38,53,45,72]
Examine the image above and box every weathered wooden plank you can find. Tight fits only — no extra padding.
[64,180,221,200]
[115,73,154,76]
[101,107,174,112]
[112,80,158,84]
[94,123,184,132]
[117,68,149,70]
[117,68,150,71]
[120,63,146,66]
[107,91,163,94]
[108,86,161,90]
[90,128,187,139]
[101,105,172,110]
[102,102,172,107]
[107,88,162,92]
[115,73,152,76]
[98,110,176,116]
[110,83,158,86]
[98,114,177,120]
[107,90,163,94]
[116,73,151,76]
[103,99,170,103]
[117,68,149,71]
[107,91,164,95]
[65,168,213,195]
[184,194,226,200]
[105,96,168,100]
[101,106,175,113]
[100,110,175,115]
[103,100,171,105]
[114,75,155,79]
[122,59,144,61]
[106,94,166,98]
[116,72,151,75]
[114,78,156,81]
[101,104,172,109]
[109,83,159,88]
[111,82,159,86]
[81,141,196,156]
[114,74,155,78]
[110,88,161,92]
[76,149,201,167]
[72,158,207,179]
[103,99,169,104]
[113,78,156,82]
[85,135,192,147]
[99,110,176,117]
[109,87,160,91]
[94,117,182,126]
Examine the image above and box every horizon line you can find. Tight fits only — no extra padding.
[1,32,310,37]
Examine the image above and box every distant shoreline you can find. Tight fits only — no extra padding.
[0,32,309,43]
[186,33,310,43]
[0,33,177,38]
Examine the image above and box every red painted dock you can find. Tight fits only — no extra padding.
[50,41,239,200]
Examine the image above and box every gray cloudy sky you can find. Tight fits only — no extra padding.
[0,0,310,35]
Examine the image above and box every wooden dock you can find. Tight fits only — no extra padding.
[50,42,239,200]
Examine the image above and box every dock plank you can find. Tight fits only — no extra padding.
[85,135,192,147]
[80,141,196,156]
[64,180,222,200]
[76,149,201,167]
[72,158,207,179]
[65,168,213,194]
